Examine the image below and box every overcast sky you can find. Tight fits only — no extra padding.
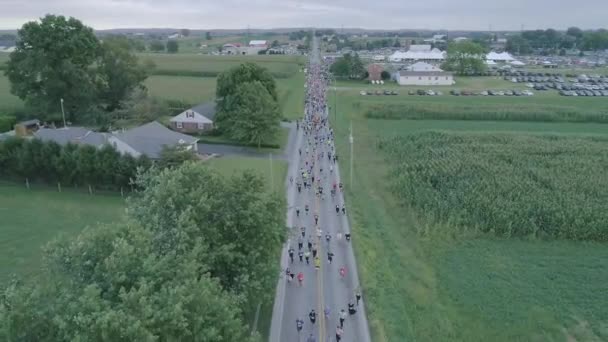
[1,0,607,31]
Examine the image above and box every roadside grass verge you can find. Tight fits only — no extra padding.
[331,91,608,342]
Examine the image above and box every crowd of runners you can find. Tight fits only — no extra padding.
[285,52,362,342]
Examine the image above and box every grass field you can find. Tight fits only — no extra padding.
[206,156,288,193]
[146,73,305,121]
[331,91,608,341]
[139,53,304,76]
[0,184,125,285]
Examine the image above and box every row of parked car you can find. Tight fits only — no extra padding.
[360,90,399,96]
[559,90,608,97]
[407,89,444,96]
[450,89,534,96]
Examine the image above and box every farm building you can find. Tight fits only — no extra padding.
[397,71,454,86]
[407,61,442,72]
[170,102,215,133]
[223,43,243,55]
[367,64,384,81]
[249,40,268,48]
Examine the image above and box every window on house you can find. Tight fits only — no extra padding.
[428,77,431,80]
[435,77,438,80]
[419,77,422,80]
[446,77,449,80]
[197,122,205,129]
[176,122,183,129]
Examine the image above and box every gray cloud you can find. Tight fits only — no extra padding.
[0,0,606,30]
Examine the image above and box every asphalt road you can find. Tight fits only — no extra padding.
[270,34,371,342]
[198,122,295,160]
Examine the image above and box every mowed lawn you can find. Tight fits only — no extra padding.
[206,156,288,193]
[0,184,125,285]
[331,92,608,342]
[139,53,303,75]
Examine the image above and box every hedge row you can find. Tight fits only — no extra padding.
[0,137,152,191]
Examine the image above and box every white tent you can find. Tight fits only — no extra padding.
[510,60,525,66]
[485,60,497,65]
[486,51,515,62]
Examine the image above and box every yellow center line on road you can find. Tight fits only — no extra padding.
[314,143,326,342]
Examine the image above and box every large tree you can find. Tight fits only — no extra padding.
[166,40,179,53]
[222,81,282,147]
[129,163,285,307]
[216,62,278,113]
[97,36,148,111]
[0,223,253,341]
[442,41,487,75]
[5,15,99,121]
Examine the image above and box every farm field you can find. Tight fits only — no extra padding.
[0,184,125,285]
[139,53,304,76]
[331,90,608,341]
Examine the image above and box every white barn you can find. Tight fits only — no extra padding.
[408,61,442,72]
[397,71,454,86]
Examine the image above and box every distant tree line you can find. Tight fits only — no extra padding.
[506,27,608,54]
[329,53,366,79]
[0,137,151,190]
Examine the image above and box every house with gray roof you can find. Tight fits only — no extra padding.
[114,121,199,159]
[170,102,215,134]
[33,121,199,159]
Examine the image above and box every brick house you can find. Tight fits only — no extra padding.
[170,104,215,134]
[367,63,384,81]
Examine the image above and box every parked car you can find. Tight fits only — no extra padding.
[416,89,426,95]
[391,90,398,95]
[426,90,436,96]
[408,90,416,95]
[359,91,367,96]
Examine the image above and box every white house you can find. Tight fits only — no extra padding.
[397,71,454,86]
[249,40,268,48]
[373,55,386,61]
[408,61,442,72]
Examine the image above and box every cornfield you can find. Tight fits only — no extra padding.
[365,103,608,123]
[379,131,608,241]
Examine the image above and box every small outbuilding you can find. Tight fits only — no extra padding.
[367,64,384,81]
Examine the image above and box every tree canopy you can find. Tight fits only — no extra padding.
[166,40,179,53]
[442,41,487,75]
[506,28,608,54]
[4,15,149,123]
[215,63,281,145]
[329,53,366,79]
[221,81,281,147]
[5,15,100,121]
[1,163,285,341]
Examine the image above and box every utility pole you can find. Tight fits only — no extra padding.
[269,153,274,192]
[349,121,353,189]
[60,98,67,128]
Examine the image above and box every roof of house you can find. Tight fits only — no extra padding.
[17,119,40,126]
[34,127,108,147]
[408,61,442,71]
[249,40,268,46]
[223,43,242,48]
[389,49,446,61]
[190,102,217,121]
[116,121,198,159]
[171,109,213,124]
[409,44,432,52]
[399,71,453,77]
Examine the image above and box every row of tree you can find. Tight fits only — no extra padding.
[149,39,179,53]
[215,63,282,147]
[506,28,608,54]
[1,163,285,340]
[0,137,151,190]
[329,53,367,79]
[5,15,150,123]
